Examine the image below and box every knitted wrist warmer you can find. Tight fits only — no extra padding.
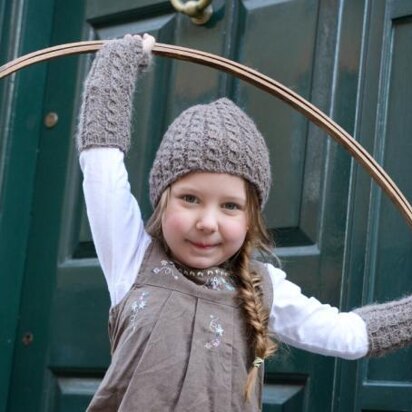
[76,35,152,153]
[354,295,412,357]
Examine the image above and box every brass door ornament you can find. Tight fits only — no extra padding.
[1,40,411,229]
[170,0,213,25]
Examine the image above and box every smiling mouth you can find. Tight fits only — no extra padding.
[188,241,219,250]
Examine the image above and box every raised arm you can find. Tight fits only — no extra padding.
[77,34,154,152]
[77,34,155,306]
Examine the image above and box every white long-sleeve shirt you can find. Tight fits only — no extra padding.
[80,147,369,360]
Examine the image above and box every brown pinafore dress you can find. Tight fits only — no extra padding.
[87,240,273,412]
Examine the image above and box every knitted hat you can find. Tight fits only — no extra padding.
[149,98,271,208]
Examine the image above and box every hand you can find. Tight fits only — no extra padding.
[142,33,156,54]
[122,33,156,55]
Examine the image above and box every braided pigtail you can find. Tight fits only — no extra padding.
[235,237,278,400]
[233,182,278,401]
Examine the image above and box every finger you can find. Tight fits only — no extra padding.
[142,34,156,53]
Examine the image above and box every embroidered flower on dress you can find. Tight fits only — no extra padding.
[152,260,178,279]
[205,315,224,349]
[204,276,236,291]
[130,291,149,331]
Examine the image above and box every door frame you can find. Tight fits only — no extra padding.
[0,0,55,410]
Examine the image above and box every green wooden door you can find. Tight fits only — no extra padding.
[336,1,412,410]
[0,0,57,409]
[5,0,411,411]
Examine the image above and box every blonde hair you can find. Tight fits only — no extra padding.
[146,179,278,401]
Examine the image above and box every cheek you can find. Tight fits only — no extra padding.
[162,209,188,240]
[223,219,248,246]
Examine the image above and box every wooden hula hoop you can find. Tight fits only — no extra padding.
[1,41,411,229]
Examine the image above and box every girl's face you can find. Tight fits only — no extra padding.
[162,172,249,269]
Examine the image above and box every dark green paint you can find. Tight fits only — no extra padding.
[0,0,56,410]
[263,383,305,411]
[336,1,412,411]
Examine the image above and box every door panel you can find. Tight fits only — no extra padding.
[337,1,412,411]
[356,0,412,408]
[239,0,319,229]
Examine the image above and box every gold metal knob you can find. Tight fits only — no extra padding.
[44,112,58,128]
[170,0,213,25]
[22,332,34,346]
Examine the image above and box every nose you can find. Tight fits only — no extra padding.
[195,209,218,233]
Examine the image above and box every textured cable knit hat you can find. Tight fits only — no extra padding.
[149,98,271,208]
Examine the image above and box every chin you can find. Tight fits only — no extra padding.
[185,260,212,269]
[183,256,220,269]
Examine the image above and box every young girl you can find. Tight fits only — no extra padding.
[77,34,412,411]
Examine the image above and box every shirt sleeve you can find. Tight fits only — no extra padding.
[79,147,151,306]
[265,263,369,360]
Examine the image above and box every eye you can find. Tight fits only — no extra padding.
[181,194,198,204]
[223,202,240,211]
